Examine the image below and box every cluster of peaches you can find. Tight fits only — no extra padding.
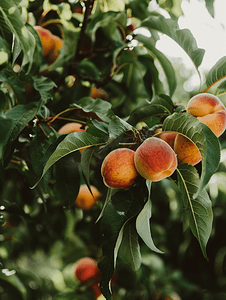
[101,93,226,189]
[56,93,226,212]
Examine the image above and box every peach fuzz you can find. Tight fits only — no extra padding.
[58,122,85,134]
[187,93,226,137]
[74,184,101,210]
[101,148,139,189]
[34,26,54,57]
[174,134,201,166]
[134,137,177,182]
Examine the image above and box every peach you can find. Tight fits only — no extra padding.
[74,184,101,210]
[58,122,85,134]
[74,257,101,283]
[101,148,139,189]
[46,35,63,65]
[90,86,108,101]
[134,137,177,182]
[187,93,226,137]
[174,134,201,166]
[156,131,177,149]
[35,26,54,57]
[74,257,102,299]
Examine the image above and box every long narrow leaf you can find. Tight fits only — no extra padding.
[136,180,163,254]
[177,164,213,259]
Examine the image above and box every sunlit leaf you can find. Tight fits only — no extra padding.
[0,0,36,72]
[205,56,226,90]
[135,34,176,96]
[177,164,213,259]
[205,0,214,17]
[141,15,205,69]
[98,0,127,12]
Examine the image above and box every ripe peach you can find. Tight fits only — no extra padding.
[134,137,177,182]
[156,131,177,149]
[174,134,201,166]
[74,257,101,283]
[187,93,226,137]
[58,122,85,134]
[74,257,102,299]
[35,26,54,57]
[90,86,108,101]
[101,148,139,189]
[74,184,101,210]
[46,35,63,65]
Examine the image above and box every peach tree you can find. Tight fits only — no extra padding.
[1,0,226,299]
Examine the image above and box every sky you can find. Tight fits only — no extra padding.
[156,0,226,71]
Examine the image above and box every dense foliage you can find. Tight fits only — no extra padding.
[1,0,226,299]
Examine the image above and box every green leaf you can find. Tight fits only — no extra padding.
[141,15,205,69]
[98,0,127,12]
[54,152,81,208]
[135,34,176,96]
[72,97,114,122]
[177,164,213,259]
[162,112,220,197]
[80,146,96,188]
[205,56,226,89]
[72,97,133,141]
[138,54,165,97]
[0,36,10,67]
[136,180,164,254]
[128,94,173,126]
[0,270,27,300]
[0,102,39,178]
[0,0,36,72]
[48,20,80,70]
[117,222,142,271]
[33,131,104,188]
[108,116,133,142]
[0,67,26,104]
[205,0,214,17]
[98,183,147,299]
[33,76,56,106]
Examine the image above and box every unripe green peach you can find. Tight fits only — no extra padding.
[134,137,177,182]
[101,148,139,189]
[187,93,226,137]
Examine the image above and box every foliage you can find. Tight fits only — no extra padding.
[1,0,226,299]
